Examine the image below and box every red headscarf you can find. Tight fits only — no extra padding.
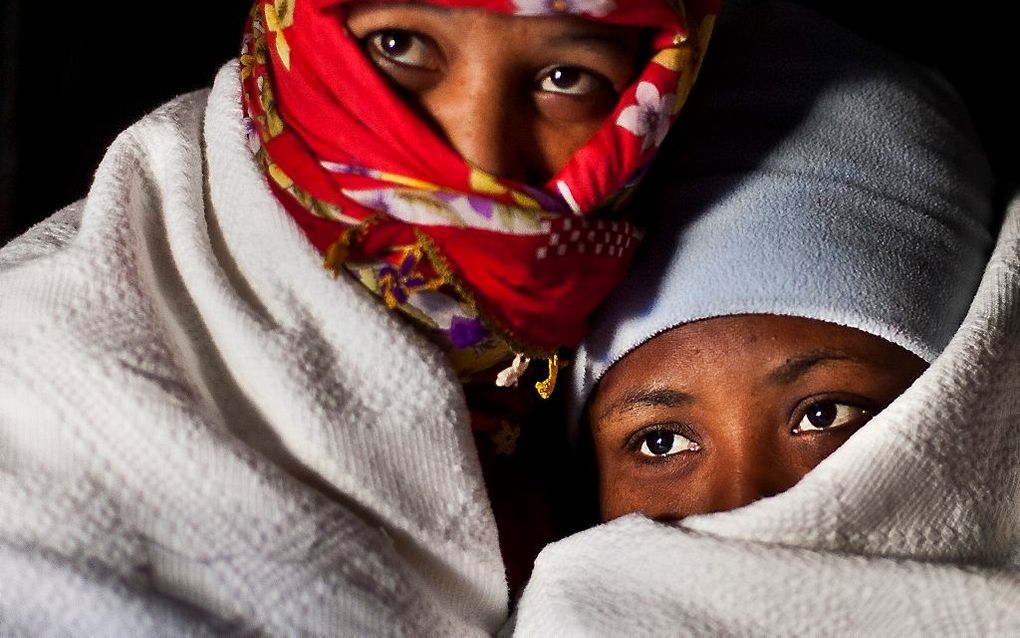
[241,0,718,395]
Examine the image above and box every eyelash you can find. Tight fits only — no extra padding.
[789,394,879,435]
[623,422,701,460]
[360,28,616,98]
[363,30,437,66]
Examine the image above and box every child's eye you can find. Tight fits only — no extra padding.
[792,401,871,434]
[364,29,440,71]
[536,65,610,97]
[638,429,701,458]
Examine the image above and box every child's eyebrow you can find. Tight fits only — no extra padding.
[766,349,854,386]
[595,387,694,425]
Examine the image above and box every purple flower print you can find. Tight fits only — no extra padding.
[514,0,615,17]
[243,117,261,154]
[435,192,497,220]
[320,161,380,178]
[378,250,433,308]
[448,316,488,348]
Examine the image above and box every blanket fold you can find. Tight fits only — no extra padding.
[2,3,1017,635]
[0,62,506,635]
[514,193,1020,635]
[512,4,1020,634]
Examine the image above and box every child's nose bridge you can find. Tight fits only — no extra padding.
[709,429,788,512]
[716,469,785,512]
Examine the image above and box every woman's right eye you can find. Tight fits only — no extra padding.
[638,429,701,458]
[364,29,439,71]
[537,65,609,97]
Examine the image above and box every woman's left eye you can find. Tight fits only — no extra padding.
[638,429,701,458]
[792,401,871,434]
[537,65,610,97]
[365,29,438,70]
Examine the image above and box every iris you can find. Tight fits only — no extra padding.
[806,402,838,428]
[645,431,675,455]
[378,31,413,57]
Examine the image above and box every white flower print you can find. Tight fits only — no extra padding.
[243,117,262,155]
[513,0,615,18]
[615,81,676,151]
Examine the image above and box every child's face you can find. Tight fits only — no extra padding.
[588,314,927,522]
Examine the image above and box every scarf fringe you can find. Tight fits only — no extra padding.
[496,353,561,400]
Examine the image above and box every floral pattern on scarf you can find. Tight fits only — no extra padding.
[240,0,719,394]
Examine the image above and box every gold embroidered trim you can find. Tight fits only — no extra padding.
[323,215,382,276]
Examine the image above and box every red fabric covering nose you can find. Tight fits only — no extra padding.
[241,0,719,376]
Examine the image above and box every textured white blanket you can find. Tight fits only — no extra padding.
[0,63,506,635]
[509,5,1020,633]
[512,191,1020,635]
[3,33,1020,638]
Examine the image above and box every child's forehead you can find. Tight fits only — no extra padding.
[589,315,925,419]
[668,313,918,356]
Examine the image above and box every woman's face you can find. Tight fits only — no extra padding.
[588,315,927,522]
[347,3,646,184]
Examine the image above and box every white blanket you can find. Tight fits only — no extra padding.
[512,191,1020,635]
[2,48,1019,638]
[0,62,507,635]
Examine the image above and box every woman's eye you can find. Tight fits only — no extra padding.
[638,430,700,458]
[365,30,438,70]
[537,66,609,97]
[793,401,871,434]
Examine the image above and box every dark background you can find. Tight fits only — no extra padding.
[1,1,1016,245]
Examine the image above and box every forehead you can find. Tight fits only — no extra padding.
[591,315,911,408]
[345,2,646,37]
[341,0,682,26]
[606,315,849,368]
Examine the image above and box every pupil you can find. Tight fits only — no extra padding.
[550,67,581,89]
[647,431,674,455]
[807,403,838,428]
[380,31,411,56]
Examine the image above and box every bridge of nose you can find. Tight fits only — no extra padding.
[418,12,543,182]
[704,419,797,513]
[426,75,531,180]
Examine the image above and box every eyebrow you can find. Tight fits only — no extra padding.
[765,349,855,385]
[358,3,639,60]
[546,32,639,59]
[595,387,694,426]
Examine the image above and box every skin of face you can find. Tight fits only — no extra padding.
[588,314,928,522]
[346,3,647,184]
